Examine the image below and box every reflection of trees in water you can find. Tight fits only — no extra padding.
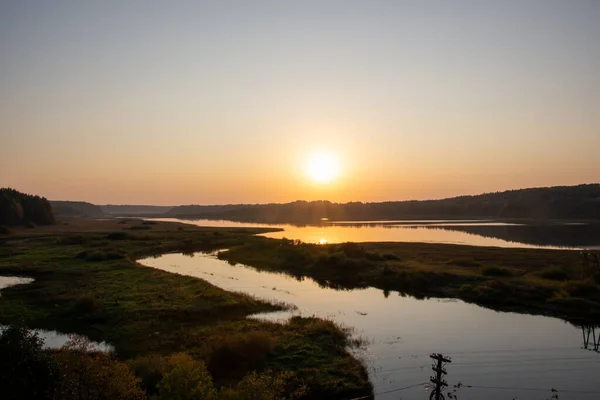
[581,326,600,352]
[427,224,600,247]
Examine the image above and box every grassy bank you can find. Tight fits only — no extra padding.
[0,219,372,399]
[219,238,600,325]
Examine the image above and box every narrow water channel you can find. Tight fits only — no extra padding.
[0,276,113,352]
[140,252,600,400]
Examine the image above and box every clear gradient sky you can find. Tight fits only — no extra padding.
[1,1,599,205]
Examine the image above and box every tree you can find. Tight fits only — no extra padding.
[54,335,146,400]
[0,326,60,400]
[157,353,217,400]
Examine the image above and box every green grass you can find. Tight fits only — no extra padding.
[0,219,372,399]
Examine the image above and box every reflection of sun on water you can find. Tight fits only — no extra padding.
[318,238,328,245]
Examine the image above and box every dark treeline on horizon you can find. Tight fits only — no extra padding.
[166,184,600,223]
[0,188,55,226]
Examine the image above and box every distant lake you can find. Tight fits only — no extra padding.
[150,218,600,249]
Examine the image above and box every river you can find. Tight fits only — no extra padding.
[140,251,600,400]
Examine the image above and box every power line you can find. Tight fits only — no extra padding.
[374,355,597,374]
[463,384,600,395]
[350,382,428,400]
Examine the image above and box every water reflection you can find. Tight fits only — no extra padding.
[140,252,600,400]
[581,326,600,352]
[150,218,600,249]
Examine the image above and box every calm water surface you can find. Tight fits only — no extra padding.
[151,218,600,249]
[140,252,600,400]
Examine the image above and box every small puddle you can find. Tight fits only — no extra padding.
[0,276,114,352]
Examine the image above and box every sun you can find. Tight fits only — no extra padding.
[306,152,340,183]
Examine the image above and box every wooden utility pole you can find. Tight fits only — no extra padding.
[430,353,451,400]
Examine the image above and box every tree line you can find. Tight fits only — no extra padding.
[0,188,55,226]
[166,184,600,223]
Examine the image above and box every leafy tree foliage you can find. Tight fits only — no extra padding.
[0,326,60,400]
[0,187,55,226]
[157,353,217,400]
[54,335,146,400]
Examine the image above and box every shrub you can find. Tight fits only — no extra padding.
[56,235,87,245]
[219,370,307,400]
[79,250,124,262]
[563,282,600,299]
[157,353,216,400]
[72,296,98,315]
[26,221,37,228]
[0,326,60,400]
[142,221,157,225]
[538,267,570,281]
[129,354,169,396]
[207,332,276,380]
[0,225,10,234]
[481,266,512,277]
[128,225,151,230]
[55,336,145,400]
[106,232,129,240]
[447,257,481,268]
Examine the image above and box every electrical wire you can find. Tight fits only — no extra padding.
[350,382,428,399]
[463,384,600,394]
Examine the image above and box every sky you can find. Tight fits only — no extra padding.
[1,1,599,205]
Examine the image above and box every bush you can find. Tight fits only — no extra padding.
[207,332,276,380]
[129,354,169,396]
[219,370,307,400]
[55,336,145,400]
[0,225,10,234]
[0,326,60,400]
[563,282,600,299]
[128,225,151,230]
[481,266,512,277]
[26,221,37,228]
[57,235,87,245]
[157,353,216,400]
[447,257,481,268]
[78,250,124,262]
[538,267,570,281]
[106,232,130,240]
[72,296,98,315]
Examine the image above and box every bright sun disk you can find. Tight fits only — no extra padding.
[306,153,339,183]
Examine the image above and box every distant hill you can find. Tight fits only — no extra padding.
[166,184,600,223]
[101,205,173,215]
[0,188,56,226]
[50,201,105,218]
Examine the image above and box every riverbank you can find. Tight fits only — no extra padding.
[0,218,372,399]
[220,238,600,325]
